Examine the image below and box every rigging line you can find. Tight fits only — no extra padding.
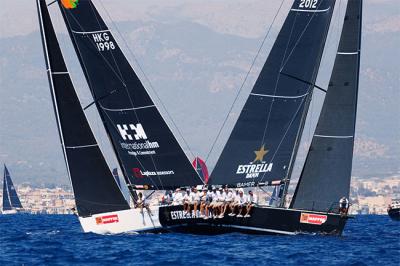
[259,3,299,149]
[279,0,328,71]
[97,0,205,187]
[204,0,287,164]
[258,94,309,184]
[85,4,165,190]
[279,72,327,92]
[57,7,158,191]
[61,7,163,190]
[97,0,197,162]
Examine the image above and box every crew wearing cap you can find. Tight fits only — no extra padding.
[209,187,220,218]
[200,187,208,218]
[236,189,247,217]
[217,187,226,218]
[223,186,233,216]
[244,190,257,217]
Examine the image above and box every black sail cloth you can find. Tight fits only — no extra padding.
[57,0,201,190]
[2,165,23,210]
[37,0,130,217]
[291,0,362,212]
[210,0,336,187]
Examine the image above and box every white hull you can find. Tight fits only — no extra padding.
[1,209,18,215]
[79,206,162,234]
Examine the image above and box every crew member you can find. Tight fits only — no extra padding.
[244,190,257,218]
[236,189,247,217]
[183,189,191,213]
[172,188,183,205]
[339,196,349,215]
[137,192,152,216]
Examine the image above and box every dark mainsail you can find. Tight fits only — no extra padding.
[57,0,201,190]
[37,0,130,217]
[2,165,23,211]
[291,0,362,212]
[210,0,336,187]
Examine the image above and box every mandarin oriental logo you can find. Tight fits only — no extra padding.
[236,144,273,179]
[61,0,79,9]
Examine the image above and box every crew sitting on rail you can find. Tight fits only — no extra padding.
[209,187,219,218]
[137,192,152,216]
[339,196,349,215]
[183,188,191,212]
[217,187,226,218]
[236,189,248,217]
[228,189,240,216]
[172,188,183,205]
[244,190,257,218]
[223,187,234,216]
[190,187,200,216]
[199,187,208,218]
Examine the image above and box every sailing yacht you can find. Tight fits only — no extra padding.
[159,0,362,235]
[37,0,362,235]
[2,165,24,214]
[37,0,202,234]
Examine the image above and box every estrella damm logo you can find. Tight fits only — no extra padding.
[236,144,273,179]
[61,0,79,9]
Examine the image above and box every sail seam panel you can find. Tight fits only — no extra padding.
[291,7,331,13]
[250,92,309,99]
[101,105,156,111]
[314,134,353,138]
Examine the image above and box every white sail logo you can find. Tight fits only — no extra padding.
[117,123,147,141]
[117,123,160,155]
[236,145,273,178]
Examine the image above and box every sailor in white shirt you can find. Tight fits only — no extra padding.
[172,188,184,205]
[223,187,233,217]
[189,187,200,216]
[209,187,219,218]
[183,188,191,212]
[229,189,240,216]
[200,187,208,218]
[217,187,227,218]
[245,190,257,217]
[236,189,247,217]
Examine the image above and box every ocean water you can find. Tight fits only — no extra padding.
[0,215,398,265]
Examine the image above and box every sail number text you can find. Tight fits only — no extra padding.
[92,32,115,52]
[299,0,318,8]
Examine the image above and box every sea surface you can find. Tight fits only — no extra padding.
[0,215,398,265]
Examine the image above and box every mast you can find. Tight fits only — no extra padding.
[291,0,363,212]
[210,0,337,189]
[36,0,130,217]
[57,0,201,191]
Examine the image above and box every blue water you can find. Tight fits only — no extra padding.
[0,215,398,265]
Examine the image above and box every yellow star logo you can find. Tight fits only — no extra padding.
[253,144,268,163]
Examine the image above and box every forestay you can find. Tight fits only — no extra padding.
[37,0,130,217]
[291,0,362,212]
[210,0,336,188]
[57,0,201,190]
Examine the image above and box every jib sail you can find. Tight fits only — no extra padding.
[210,0,336,187]
[37,0,130,217]
[57,0,201,190]
[291,0,362,212]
